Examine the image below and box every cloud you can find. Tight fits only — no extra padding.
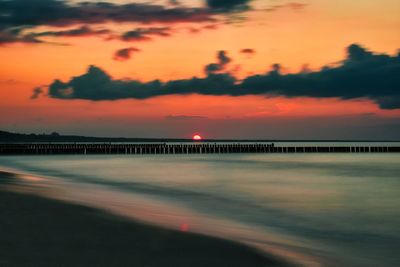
[113,47,141,61]
[265,2,307,12]
[204,50,232,74]
[121,27,171,42]
[203,24,219,30]
[0,29,43,45]
[0,0,220,45]
[46,64,236,100]
[0,0,258,45]
[239,44,400,109]
[0,78,19,84]
[30,87,44,99]
[42,44,400,109]
[166,115,208,120]
[0,0,215,29]
[32,26,111,38]
[240,48,255,55]
[206,0,252,12]
[187,23,219,34]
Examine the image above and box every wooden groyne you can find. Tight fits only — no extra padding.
[0,143,399,155]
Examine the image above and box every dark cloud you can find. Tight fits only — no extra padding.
[0,0,214,29]
[0,0,258,45]
[0,29,42,45]
[47,64,236,100]
[30,87,44,99]
[218,50,231,65]
[42,44,400,110]
[203,24,219,30]
[206,0,252,12]
[239,44,400,109]
[113,47,141,61]
[347,43,374,61]
[204,50,232,74]
[32,26,110,38]
[374,96,400,110]
[0,0,218,45]
[121,27,171,42]
[240,48,255,55]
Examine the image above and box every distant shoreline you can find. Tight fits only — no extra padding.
[1,130,400,143]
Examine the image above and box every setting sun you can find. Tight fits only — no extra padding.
[193,134,202,141]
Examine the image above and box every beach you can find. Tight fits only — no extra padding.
[0,170,289,267]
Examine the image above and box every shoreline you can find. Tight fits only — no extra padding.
[0,170,293,267]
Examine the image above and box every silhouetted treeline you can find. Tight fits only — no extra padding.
[0,130,187,143]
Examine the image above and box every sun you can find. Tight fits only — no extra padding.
[192,134,202,141]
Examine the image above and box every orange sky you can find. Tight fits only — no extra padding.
[0,0,399,139]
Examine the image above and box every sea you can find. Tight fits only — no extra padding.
[1,142,399,267]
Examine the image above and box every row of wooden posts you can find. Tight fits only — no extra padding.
[0,143,399,155]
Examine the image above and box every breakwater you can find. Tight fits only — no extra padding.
[0,143,399,155]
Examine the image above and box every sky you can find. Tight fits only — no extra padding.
[0,0,399,139]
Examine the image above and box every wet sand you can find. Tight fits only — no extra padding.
[0,171,291,267]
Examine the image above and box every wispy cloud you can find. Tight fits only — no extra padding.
[121,27,172,42]
[166,115,208,120]
[113,47,141,61]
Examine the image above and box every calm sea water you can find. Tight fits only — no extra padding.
[1,153,399,266]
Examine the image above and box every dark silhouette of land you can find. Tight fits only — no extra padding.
[2,130,399,143]
[0,130,187,143]
[0,171,291,267]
